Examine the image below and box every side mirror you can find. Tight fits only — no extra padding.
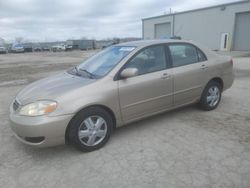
[120,68,138,79]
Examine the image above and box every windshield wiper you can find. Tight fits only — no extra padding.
[78,68,96,79]
[73,66,81,76]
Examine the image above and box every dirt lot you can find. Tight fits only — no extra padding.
[0,51,250,188]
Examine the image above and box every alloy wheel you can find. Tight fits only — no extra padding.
[206,86,220,107]
[78,116,107,146]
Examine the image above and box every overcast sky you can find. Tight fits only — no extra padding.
[0,0,239,42]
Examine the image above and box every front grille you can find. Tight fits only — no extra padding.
[13,100,20,111]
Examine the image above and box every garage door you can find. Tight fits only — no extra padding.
[233,12,250,51]
[155,23,171,39]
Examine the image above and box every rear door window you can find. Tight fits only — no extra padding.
[197,48,207,62]
[168,44,199,67]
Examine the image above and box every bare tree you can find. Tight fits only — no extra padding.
[15,37,23,43]
[0,37,5,44]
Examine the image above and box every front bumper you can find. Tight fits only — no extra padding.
[13,49,24,53]
[9,112,74,147]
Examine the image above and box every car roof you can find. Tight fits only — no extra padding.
[115,39,194,47]
[115,39,216,58]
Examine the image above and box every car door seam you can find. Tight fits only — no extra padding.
[122,93,173,109]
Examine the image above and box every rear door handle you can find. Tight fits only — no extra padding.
[161,73,171,79]
[200,64,207,70]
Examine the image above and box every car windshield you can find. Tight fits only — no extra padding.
[77,46,135,78]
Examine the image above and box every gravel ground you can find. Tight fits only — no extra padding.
[0,51,249,188]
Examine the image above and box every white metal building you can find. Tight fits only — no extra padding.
[142,1,250,51]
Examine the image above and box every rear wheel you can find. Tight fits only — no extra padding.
[68,107,113,152]
[199,81,222,111]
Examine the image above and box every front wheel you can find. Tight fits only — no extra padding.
[68,107,113,152]
[199,81,222,111]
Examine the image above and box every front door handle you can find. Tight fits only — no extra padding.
[161,73,171,79]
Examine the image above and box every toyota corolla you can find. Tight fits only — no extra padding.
[9,40,234,152]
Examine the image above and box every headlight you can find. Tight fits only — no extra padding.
[19,101,57,116]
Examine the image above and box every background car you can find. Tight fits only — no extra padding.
[11,43,24,53]
[33,46,42,52]
[51,44,66,52]
[65,45,73,51]
[42,46,50,51]
[0,45,7,54]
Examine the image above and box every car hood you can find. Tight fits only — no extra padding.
[17,72,96,105]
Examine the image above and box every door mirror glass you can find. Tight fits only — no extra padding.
[120,68,138,78]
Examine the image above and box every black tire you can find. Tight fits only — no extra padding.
[68,107,113,152]
[199,81,222,111]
